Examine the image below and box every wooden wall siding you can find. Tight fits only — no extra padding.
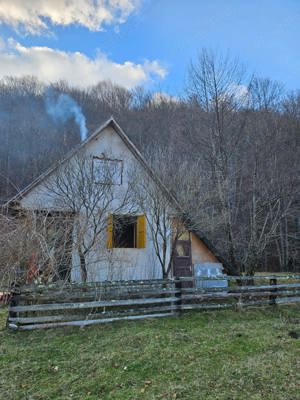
[7,275,300,330]
[190,232,218,264]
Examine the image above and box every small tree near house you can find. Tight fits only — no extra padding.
[45,154,130,282]
[0,210,73,287]
[129,166,187,279]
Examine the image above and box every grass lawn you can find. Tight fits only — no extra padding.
[0,306,299,400]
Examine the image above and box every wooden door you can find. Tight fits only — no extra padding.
[173,238,193,279]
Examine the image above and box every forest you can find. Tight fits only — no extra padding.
[0,50,299,274]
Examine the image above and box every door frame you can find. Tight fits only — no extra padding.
[172,234,194,279]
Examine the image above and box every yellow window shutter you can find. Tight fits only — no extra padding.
[107,214,113,249]
[137,215,146,248]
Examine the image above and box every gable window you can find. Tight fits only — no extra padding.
[107,214,146,249]
[93,157,123,185]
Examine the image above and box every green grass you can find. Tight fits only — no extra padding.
[0,307,299,400]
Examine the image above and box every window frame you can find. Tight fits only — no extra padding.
[107,214,147,249]
[92,156,124,185]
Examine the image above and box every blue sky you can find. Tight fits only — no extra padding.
[0,0,299,95]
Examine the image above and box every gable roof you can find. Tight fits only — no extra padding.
[4,117,234,274]
[5,117,177,208]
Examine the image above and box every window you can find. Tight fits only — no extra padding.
[107,214,146,249]
[114,215,136,248]
[93,157,123,185]
[175,242,191,257]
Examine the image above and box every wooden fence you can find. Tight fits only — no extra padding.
[7,275,300,330]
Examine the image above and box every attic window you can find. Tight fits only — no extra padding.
[93,157,123,185]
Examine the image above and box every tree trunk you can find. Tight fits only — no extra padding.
[162,270,169,279]
[79,249,87,283]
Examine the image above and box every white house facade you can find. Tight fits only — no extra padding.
[5,118,226,283]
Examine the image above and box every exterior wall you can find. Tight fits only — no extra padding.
[190,232,218,264]
[19,125,167,282]
[190,233,225,280]
[71,233,163,282]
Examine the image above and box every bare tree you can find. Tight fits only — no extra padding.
[45,154,130,282]
[249,77,284,111]
[0,209,74,289]
[128,165,181,278]
[186,49,252,274]
[128,148,212,278]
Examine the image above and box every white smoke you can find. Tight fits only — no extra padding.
[45,90,87,141]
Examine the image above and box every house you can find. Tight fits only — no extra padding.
[4,118,228,283]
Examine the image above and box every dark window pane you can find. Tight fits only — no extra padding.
[113,215,137,248]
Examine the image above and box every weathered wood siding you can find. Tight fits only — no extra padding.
[190,232,218,264]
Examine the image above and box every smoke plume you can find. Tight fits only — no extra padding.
[45,90,87,141]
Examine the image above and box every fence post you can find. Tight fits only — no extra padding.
[269,278,277,306]
[7,283,21,329]
[174,278,182,315]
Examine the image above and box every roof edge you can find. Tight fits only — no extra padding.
[3,117,118,207]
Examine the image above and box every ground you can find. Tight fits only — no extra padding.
[0,306,299,400]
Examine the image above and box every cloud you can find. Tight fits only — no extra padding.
[0,39,167,89]
[228,83,249,99]
[0,0,140,35]
[151,92,179,105]
[227,83,249,105]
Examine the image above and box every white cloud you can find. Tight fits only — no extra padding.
[0,0,140,35]
[0,39,167,89]
[227,83,249,105]
[151,92,179,105]
[228,83,248,99]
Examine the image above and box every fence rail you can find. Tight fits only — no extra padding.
[6,275,300,330]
